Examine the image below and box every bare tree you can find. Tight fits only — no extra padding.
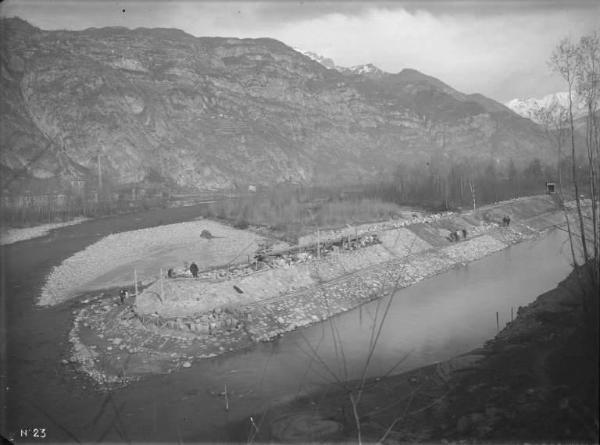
[575,32,600,278]
[550,31,600,338]
[534,97,569,194]
[550,37,590,263]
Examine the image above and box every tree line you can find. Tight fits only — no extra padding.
[357,156,565,211]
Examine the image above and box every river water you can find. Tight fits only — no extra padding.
[1,206,573,442]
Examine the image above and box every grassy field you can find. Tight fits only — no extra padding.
[199,188,407,241]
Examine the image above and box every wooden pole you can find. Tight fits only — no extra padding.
[511,306,514,322]
[160,268,164,302]
[496,311,499,332]
[134,268,138,296]
[97,152,102,191]
[224,384,229,411]
[317,228,320,259]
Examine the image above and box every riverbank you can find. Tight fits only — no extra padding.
[244,265,598,443]
[64,195,573,387]
[0,217,88,246]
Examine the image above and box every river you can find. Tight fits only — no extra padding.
[1,206,573,442]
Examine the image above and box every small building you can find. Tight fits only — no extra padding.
[546,182,556,194]
[69,178,88,195]
[248,185,257,193]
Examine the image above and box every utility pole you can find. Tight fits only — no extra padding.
[469,180,476,213]
[97,151,102,191]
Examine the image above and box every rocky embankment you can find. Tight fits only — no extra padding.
[65,195,570,386]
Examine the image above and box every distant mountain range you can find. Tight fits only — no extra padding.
[505,92,588,124]
[1,18,554,193]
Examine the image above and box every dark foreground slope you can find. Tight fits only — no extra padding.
[239,266,599,443]
[1,18,552,193]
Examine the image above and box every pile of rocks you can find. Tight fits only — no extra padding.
[140,306,247,335]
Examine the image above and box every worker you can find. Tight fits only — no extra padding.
[119,288,128,304]
[190,262,199,278]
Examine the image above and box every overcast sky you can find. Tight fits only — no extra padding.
[2,0,598,102]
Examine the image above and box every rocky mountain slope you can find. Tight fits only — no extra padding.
[1,18,553,193]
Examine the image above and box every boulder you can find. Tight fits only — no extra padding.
[200,230,214,239]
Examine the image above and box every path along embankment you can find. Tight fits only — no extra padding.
[69,195,569,385]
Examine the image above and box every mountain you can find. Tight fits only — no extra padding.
[505,92,587,124]
[1,18,554,193]
[293,49,337,70]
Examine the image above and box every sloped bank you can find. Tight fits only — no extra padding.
[68,195,567,385]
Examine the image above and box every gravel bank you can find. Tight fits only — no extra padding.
[39,219,269,306]
[0,217,88,246]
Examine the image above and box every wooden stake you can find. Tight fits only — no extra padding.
[317,228,320,259]
[134,268,138,296]
[97,152,102,191]
[160,268,164,302]
[224,384,229,411]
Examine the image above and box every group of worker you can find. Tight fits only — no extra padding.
[448,228,468,242]
[118,261,202,304]
[118,288,130,305]
[502,215,511,227]
[167,262,199,279]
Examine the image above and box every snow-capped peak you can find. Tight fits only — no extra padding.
[348,63,384,75]
[505,92,587,123]
[293,48,386,76]
[294,48,337,69]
